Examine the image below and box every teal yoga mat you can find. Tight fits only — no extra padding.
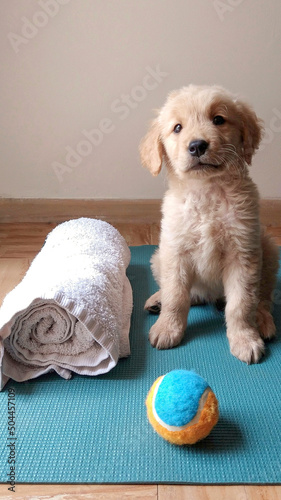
[1,245,281,484]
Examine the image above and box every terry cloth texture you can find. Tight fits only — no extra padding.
[0,246,280,484]
[0,218,132,389]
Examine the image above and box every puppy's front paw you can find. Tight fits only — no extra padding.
[228,329,265,364]
[149,315,185,349]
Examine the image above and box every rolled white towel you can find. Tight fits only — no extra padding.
[0,218,133,389]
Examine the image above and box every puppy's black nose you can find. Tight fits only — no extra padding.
[188,139,209,157]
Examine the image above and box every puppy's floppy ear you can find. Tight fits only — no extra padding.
[139,119,163,176]
[235,99,264,165]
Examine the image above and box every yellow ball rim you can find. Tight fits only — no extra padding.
[146,376,219,445]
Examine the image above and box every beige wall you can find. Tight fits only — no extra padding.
[1,0,281,199]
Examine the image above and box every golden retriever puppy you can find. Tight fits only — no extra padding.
[139,84,279,364]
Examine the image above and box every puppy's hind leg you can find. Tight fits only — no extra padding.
[144,290,161,313]
[144,248,162,313]
[256,232,279,340]
[144,289,207,314]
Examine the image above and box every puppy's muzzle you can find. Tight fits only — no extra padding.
[188,139,209,157]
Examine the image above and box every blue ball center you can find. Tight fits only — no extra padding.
[154,370,208,427]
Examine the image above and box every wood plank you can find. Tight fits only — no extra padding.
[0,484,158,499]
[0,198,280,226]
[266,226,281,245]
[0,222,161,258]
[0,199,162,224]
[158,485,281,500]
[0,221,276,261]
[1,484,280,500]
[244,485,281,500]
[260,199,281,227]
[159,485,247,500]
[0,259,29,303]
[0,223,56,258]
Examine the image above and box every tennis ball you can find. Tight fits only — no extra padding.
[146,369,219,445]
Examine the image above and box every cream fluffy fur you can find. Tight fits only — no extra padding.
[139,84,279,364]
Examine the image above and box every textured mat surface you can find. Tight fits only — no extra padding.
[0,245,281,484]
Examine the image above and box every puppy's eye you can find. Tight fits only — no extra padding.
[213,115,225,126]
[173,124,182,134]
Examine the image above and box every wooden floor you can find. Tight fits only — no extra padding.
[0,200,280,499]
